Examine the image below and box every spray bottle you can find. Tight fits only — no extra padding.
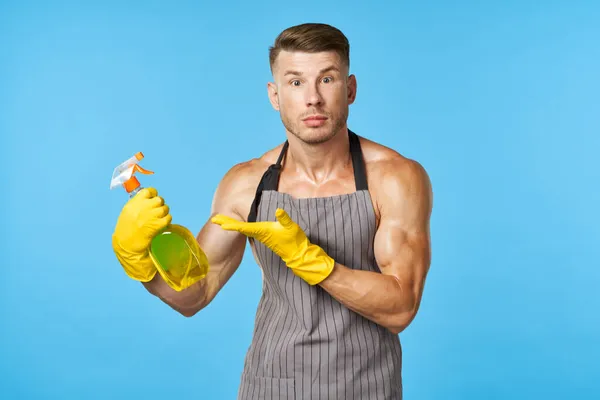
[110,152,209,291]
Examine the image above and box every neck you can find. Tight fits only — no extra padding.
[284,126,351,184]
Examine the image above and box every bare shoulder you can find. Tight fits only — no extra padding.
[211,143,285,221]
[360,136,431,191]
[359,136,433,222]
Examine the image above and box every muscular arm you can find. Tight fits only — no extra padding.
[142,164,251,317]
[319,159,433,334]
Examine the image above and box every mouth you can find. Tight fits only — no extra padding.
[302,115,328,121]
[302,115,328,128]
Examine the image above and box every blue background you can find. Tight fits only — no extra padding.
[1,1,599,399]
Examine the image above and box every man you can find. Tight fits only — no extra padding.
[112,23,432,399]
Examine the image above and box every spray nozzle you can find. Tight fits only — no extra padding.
[110,151,154,193]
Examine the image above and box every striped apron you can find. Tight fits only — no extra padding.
[240,130,403,399]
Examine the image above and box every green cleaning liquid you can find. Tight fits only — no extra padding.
[110,151,209,292]
[149,224,209,290]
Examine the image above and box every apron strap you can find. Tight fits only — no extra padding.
[348,129,368,191]
[247,142,287,223]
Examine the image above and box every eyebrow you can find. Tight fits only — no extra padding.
[283,66,340,76]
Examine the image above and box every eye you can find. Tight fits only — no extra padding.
[322,76,333,83]
[290,79,301,86]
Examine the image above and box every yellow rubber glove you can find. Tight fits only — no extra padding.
[211,208,335,285]
[112,187,172,282]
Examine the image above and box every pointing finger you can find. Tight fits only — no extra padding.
[220,223,259,238]
[211,214,242,226]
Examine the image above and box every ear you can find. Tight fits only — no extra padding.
[347,74,357,105]
[267,81,280,111]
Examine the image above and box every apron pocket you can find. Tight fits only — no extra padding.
[239,372,296,400]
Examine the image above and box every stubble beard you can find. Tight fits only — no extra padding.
[280,106,349,145]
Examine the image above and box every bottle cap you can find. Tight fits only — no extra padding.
[123,163,154,193]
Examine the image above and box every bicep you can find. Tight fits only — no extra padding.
[195,166,251,300]
[373,159,432,302]
[374,219,430,285]
[196,214,247,300]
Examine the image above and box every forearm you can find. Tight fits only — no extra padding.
[142,273,216,317]
[319,263,417,334]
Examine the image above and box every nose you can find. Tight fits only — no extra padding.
[305,82,323,107]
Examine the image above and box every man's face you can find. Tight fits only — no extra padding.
[268,50,356,145]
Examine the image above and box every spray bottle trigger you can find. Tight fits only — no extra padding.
[123,164,155,193]
[133,164,154,175]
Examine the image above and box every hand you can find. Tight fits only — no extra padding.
[112,187,172,282]
[114,188,172,253]
[211,208,334,285]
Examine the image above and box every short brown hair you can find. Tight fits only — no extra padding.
[269,23,350,72]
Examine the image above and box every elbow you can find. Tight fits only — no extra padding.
[155,293,208,317]
[387,322,406,336]
[388,327,402,335]
[386,309,417,335]
[179,308,199,318]
[151,281,212,318]
[176,300,209,318]
[387,279,422,335]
